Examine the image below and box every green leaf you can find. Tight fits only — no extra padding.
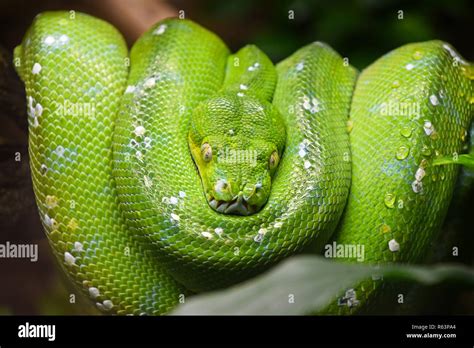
[172,255,474,315]
[433,152,474,169]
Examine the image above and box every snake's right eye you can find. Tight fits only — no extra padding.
[201,143,212,162]
[269,151,279,169]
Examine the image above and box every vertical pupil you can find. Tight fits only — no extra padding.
[202,143,212,161]
[270,152,277,167]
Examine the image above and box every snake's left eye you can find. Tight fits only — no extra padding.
[269,151,279,169]
[201,143,212,162]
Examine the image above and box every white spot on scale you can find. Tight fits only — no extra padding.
[89,287,100,299]
[237,92,245,97]
[32,63,42,74]
[274,222,283,228]
[214,227,223,235]
[415,167,425,181]
[102,300,114,311]
[201,231,213,239]
[73,241,83,252]
[153,24,167,35]
[144,175,153,188]
[388,239,400,252]
[248,62,260,71]
[64,252,76,265]
[304,160,311,169]
[405,63,415,70]
[429,95,439,106]
[178,191,186,198]
[239,84,248,90]
[35,103,43,117]
[411,180,423,193]
[302,96,320,114]
[40,164,48,174]
[55,146,65,157]
[170,213,180,221]
[134,125,145,136]
[296,62,304,71]
[254,234,264,243]
[44,36,55,45]
[44,214,53,227]
[298,148,307,158]
[144,78,156,88]
[169,196,178,205]
[423,121,435,135]
[59,34,69,44]
[27,96,43,123]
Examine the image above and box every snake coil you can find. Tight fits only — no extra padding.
[14,12,473,315]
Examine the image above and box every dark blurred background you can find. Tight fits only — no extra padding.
[1,0,473,68]
[0,0,473,315]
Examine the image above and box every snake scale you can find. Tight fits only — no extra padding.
[14,11,473,315]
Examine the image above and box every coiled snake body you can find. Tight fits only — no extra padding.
[14,12,473,314]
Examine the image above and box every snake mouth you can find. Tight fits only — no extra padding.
[208,194,257,216]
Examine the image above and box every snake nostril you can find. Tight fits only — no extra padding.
[242,184,257,201]
[215,179,230,194]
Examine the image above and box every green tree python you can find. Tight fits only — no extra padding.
[14,11,473,315]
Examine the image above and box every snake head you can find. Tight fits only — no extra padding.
[189,93,286,215]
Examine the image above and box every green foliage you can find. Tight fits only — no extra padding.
[197,0,473,69]
[433,151,474,169]
[173,255,474,315]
